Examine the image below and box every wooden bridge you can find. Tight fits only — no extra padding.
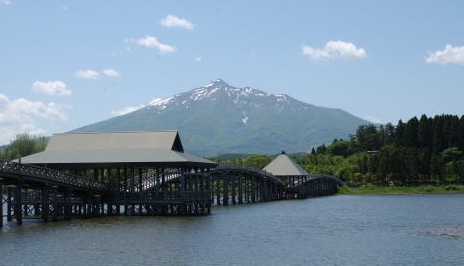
[1,131,348,227]
[1,160,344,227]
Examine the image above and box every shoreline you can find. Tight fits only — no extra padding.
[338,184,464,195]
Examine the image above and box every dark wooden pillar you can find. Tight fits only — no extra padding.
[223,175,229,206]
[52,187,59,221]
[231,176,236,205]
[0,178,3,227]
[15,185,23,225]
[138,168,143,215]
[216,176,221,206]
[7,187,12,222]
[42,188,49,222]
[238,176,243,204]
[123,167,128,216]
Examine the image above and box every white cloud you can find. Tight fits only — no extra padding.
[365,115,382,124]
[74,70,100,79]
[111,105,145,116]
[425,44,464,65]
[111,98,164,116]
[0,0,10,5]
[194,55,202,62]
[126,35,176,54]
[161,14,195,30]
[102,69,121,77]
[32,80,72,97]
[0,93,70,145]
[302,40,367,61]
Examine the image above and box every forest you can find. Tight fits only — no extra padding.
[2,114,464,187]
[217,114,464,187]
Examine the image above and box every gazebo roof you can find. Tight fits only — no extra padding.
[263,151,309,176]
[19,131,216,169]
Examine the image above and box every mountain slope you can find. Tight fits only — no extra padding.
[71,79,369,156]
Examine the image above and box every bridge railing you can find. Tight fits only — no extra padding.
[108,168,183,192]
[213,163,286,185]
[0,160,106,193]
[290,173,356,188]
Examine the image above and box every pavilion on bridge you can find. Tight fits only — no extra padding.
[19,131,217,216]
[263,150,338,198]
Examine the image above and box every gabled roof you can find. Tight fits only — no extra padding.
[263,151,309,176]
[19,131,215,169]
[45,131,184,152]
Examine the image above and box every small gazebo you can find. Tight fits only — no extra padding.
[263,150,308,178]
[263,150,311,198]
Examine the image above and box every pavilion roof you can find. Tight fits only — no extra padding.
[19,131,216,169]
[263,151,309,176]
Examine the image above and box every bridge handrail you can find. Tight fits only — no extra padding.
[292,173,357,188]
[109,168,184,192]
[212,162,286,185]
[0,159,106,193]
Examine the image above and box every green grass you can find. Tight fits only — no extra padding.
[338,184,464,195]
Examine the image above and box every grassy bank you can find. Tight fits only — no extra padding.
[338,184,464,195]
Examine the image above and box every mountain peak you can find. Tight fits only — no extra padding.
[72,80,369,155]
[205,79,231,88]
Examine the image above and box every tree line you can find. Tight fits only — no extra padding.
[217,114,464,186]
[303,114,464,185]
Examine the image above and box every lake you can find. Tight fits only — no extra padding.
[1,194,463,266]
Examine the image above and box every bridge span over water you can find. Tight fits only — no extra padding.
[1,160,345,227]
[1,131,348,227]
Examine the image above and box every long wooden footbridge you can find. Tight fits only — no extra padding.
[1,131,348,227]
[1,160,344,227]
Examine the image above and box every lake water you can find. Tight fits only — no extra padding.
[1,194,464,266]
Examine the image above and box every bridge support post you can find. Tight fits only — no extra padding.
[215,177,220,206]
[238,177,243,204]
[42,188,49,222]
[223,176,228,206]
[0,178,3,227]
[230,177,235,205]
[14,185,23,226]
[6,187,12,222]
[52,187,59,221]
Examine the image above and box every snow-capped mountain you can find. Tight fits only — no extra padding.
[71,79,369,156]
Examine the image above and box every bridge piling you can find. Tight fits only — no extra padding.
[14,185,23,225]
[0,178,2,227]
[41,188,49,222]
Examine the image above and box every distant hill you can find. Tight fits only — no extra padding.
[71,79,369,156]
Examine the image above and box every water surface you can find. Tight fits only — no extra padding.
[1,194,463,265]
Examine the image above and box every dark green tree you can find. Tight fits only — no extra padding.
[356,124,381,151]
[0,134,47,160]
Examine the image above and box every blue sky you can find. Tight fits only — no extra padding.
[1,1,463,145]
